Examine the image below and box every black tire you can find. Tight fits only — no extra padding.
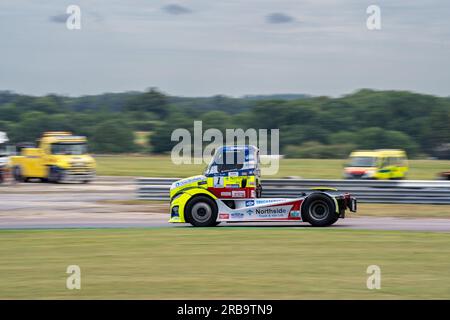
[13,166,23,182]
[302,193,339,227]
[48,166,63,183]
[185,196,218,227]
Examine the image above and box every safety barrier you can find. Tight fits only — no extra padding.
[136,178,450,204]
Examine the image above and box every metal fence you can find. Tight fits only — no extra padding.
[136,178,450,204]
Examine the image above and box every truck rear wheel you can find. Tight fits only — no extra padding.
[185,196,218,227]
[302,193,339,227]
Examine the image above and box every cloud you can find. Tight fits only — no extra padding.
[162,4,192,15]
[49,13,69,24]
[266,12,295,24]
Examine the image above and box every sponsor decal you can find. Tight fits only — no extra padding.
[227,184,240,188]
[256,208,287,215]
[228,172,239,177]
[250,190,255,198]
[255,205,292,218]
[174,176,205,188]
[245,200,255,207]
[231,212,244,219]
[255,199,284,205]
[220,191,232,197]
[232,190,246,198]
[290,210,300,218]
[246,209,253,216]
[219,213,230,220]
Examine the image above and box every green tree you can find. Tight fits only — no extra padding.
[355,127,419,156]
[424,107,450,154]
[200,111,231,132]
[125,88,169,119]
[151,112,193,153]
[91,120,138,153]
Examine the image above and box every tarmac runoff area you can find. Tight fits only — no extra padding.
[1,176,450,232]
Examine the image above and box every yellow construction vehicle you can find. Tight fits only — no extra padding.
[10,132,96,183]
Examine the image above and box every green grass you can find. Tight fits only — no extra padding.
[95,155,450,179]
[1,228,449,299]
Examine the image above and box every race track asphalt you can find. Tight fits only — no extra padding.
[1,177,450,232]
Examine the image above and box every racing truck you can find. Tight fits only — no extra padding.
[169,145,357,227]
[10,131,96,183]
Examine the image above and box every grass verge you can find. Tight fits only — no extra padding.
[1,228,449,299]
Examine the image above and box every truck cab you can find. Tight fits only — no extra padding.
[170,146,261,201]
[10,131,96,183]
[203,145,262,199]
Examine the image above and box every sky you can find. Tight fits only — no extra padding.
[0,0,449,97]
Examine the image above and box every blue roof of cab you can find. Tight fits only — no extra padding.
[219,145,257,152]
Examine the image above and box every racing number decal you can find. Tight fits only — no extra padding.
[214,176,223,187]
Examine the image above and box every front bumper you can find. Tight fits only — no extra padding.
[344,173,375,180]
[169,192,192,223]
[348,197,357,212]
[61,169,96,182]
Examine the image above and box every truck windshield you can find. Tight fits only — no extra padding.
[51,143,87,155]
[349,156,377,167]
[216,150,245,172]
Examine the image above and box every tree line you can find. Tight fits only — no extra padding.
[0,88,449,159]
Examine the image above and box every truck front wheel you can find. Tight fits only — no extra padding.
[48,166,63,183]
[302,193,339,227]
[13,166,24,182]
[185,196,218,227]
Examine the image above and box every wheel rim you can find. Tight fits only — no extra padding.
[191,202,212,223]
[14,167,21,180]
[309,200,330,221]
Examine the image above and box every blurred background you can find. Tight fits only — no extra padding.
[0,1,449,167]
[0,1,450,300]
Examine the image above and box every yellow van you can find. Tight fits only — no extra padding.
[344,149,408,180]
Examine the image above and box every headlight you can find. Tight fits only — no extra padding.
[171,206,179,216]
[363,170,376,178]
